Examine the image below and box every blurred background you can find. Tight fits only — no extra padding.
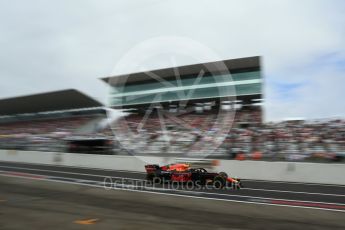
[0,1,344,229]
[0,0,344,162]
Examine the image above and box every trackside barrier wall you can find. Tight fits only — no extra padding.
[0,150,344,185]
[217,160,345,185]
[0,150,166,172]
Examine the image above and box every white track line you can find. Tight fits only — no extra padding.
[242,188,345,197]
[0,161,144,174]
[114,183,345,206]
[0,165,344,198]
[243,179,345,187]
[0,165,144,181]
[1,169,344,207]
[0,173,344,213]
[105,181,345,205]
[1,161,345,188]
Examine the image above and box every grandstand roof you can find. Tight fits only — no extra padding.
[0,89,103,116]
[102,56,260,86]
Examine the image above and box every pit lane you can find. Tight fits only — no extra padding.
[1,174,345,230]
[0,161,344,212]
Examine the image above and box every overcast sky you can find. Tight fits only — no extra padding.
[0,0,344,121]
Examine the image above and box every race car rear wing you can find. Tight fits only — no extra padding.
[175,158,219,171]
[145,164,160,173]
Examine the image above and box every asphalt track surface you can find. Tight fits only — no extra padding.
[0,161,344,211]
[0,161,345,229]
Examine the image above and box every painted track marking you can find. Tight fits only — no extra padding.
[0,165,344,197]
[74,218,99,225]
[1,172,344,213]
[0,170,344,208]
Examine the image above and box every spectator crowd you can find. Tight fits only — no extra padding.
[0,107,344,162]
[113,108,345,162]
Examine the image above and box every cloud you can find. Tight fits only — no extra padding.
[266,54,345,121]
[0,0,344,120]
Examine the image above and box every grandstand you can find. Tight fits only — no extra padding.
[0,89,113,152]
[102,56,344,161]
[0,57,342,161]
[103,56,263,156]
[104,56,263,124]
[104,56,262,121]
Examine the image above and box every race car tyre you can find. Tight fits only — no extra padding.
[237,179,243,188]
[218,172,228,179]
[229,182,240,190]
[153,177,162,184]
[229,180,242,190]
[146,173,154,181]
[214,176,226,189]
[194,179,206,187]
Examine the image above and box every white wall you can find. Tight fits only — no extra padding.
[0,149,162,172]
[0,149,344,185]
[217,160,345,185]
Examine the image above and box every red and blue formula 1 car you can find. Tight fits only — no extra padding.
[145,163,242,189]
